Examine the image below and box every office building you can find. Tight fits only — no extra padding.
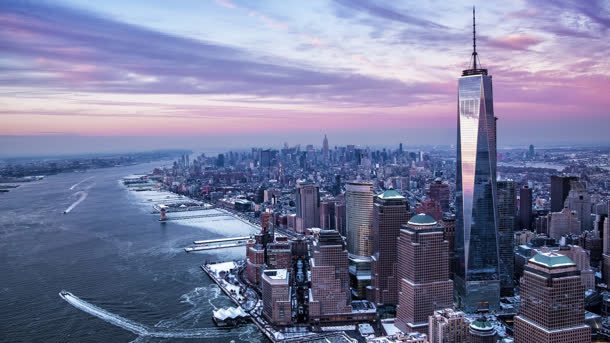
[429,178,450,212]
[308,230,353,322]
[519,185,533,230]
[370,189,409,306]
[550,175,579,212]
[454,9,500,312]
[566,181,592,232]
[497,180,517,295]
[468,316,497,343]
[428,308,469,343]
[261,269,292,326]
[548,207,581,239]
[319,198,336,230]
[395,214,453,333]
[514,252,591,343]
[346,181,374,296]
[295,181,320,230]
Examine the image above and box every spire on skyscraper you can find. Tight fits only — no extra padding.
[463,6,487,76]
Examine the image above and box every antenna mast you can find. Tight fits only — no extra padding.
[472,6,477,70]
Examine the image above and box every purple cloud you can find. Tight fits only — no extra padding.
[0,1,450,108]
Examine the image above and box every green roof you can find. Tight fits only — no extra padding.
[407,213,438,226]
[469,318,495,332]
[530,252,575,268]
[377,189,405,200]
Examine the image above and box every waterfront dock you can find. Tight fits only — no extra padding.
[201,261,356,343]
[185,236,251,252]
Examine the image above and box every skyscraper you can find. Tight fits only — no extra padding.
[566,181,592,232]
[519,185,533,230]
[514,252,591,343]
[454,8,500,312]
[308,230,353,322]
[497,180,517,296]
[395,214,453,333]
[345,181,374,296]
[429,178,451,212]
[322,134,329,160]
[261,269,292,326]
[295,181,320,230]
[550,175,579,212]
[370,189,409,306]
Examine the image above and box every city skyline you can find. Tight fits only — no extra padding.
[2,0,610,157]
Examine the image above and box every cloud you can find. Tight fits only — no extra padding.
[0,1,449,108]
[332,0,446,29]
[484,34,544,50]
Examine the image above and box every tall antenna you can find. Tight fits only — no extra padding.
[463,5,486,75]
[472,6,477,70]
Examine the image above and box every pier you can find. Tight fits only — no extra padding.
[185,236,251,252]
[201,261,356,343]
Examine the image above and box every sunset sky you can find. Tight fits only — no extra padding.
[1,0,609,156]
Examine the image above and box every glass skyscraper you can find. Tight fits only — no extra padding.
[454,8,500,312]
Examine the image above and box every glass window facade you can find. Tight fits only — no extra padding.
[455,74,500,312]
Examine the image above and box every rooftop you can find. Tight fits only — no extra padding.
[377,189,405,200]
[529,251,575,268]
[407,213,438,226]
[263,269,289,283]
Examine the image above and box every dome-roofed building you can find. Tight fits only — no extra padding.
[395,213,453,334]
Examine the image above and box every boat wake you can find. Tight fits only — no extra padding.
[64,191,88,214]
[69,176,95,190]
[59,291,238,339]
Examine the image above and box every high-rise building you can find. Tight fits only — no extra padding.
[261,269,292,326]
[395,214,453,333]
[308,230,353,322]
[528,144,535,159]
[319,198,336,230]
[415,199,443,221]
[322,134,329,160]
[346,181,374,296]
[370,189,409,306]
[454,9,500,312]
[295,181,320,230]
[566,181,592,232]
[429,178,451,212]
[497,180,517,296]
[334,199,346,237]
[519,185,533,230]
[428,308,469,343]
[514,252,591,343]
[550,175,579,212]
[602,202,610,285]
[548,207,581,239]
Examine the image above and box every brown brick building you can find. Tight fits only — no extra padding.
[261,269,292,326]
[514,251,591,343]
[395,214,453,334]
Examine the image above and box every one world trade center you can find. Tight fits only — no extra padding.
[454,7,500,312]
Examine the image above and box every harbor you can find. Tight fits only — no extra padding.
[201,261,357,343]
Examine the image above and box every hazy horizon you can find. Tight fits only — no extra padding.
[2,0,609,156]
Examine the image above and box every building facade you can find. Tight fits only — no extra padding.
[497,180,517,296]
[514,252,591,343]
[454,18,500,311]
[261,269,292,326]
[395,214,453,333]
[345,181,374,297]
[295,181,320,230]
[550,175,579,212]
[428,308,469,343]
[370,189,409,306]
[308,230,353,322]
[519,185,533,230]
